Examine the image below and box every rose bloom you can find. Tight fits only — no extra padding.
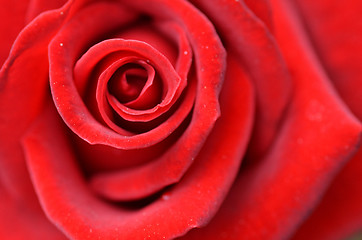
[0,0,361,239]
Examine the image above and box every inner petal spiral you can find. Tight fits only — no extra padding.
[107,61,162,110]
[47,0,225,203]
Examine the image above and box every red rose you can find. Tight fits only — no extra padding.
[0,0,361,239]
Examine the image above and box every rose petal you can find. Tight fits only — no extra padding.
[182,0,361,239]
[189,0,292,159]
[97,57,160,133]
[0,0,66,65]
[244,0,274,31]
[25,0,66,22]
[0,0,70,203]
[75,39,185,122]
[290,0,362,238]
[46,0,227,200]
[0,0,29,65]
[22,51,253,239]
[294,0,362,120]
[84,0,227,200]
[0,186,66,239]
[73,22,196,172]
[0,2,71,239]
[49,1,148,148]
[292,148,362,240]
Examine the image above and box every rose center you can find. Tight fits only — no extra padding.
[108,63,147,103]
[107,61,162,110]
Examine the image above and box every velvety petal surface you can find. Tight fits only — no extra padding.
[290,0,362,239]
[0,2,71,238]
[181,0,361,239]
[1,0,361,239]
[189,0,292,159]
[47,0,228,201]
[0,0,66,65]
[0,0,29,65]
[22,51,254,239]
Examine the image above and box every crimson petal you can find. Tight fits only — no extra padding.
[22,52,253,239]
[182,0,361,239]
[189,0,292,159]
